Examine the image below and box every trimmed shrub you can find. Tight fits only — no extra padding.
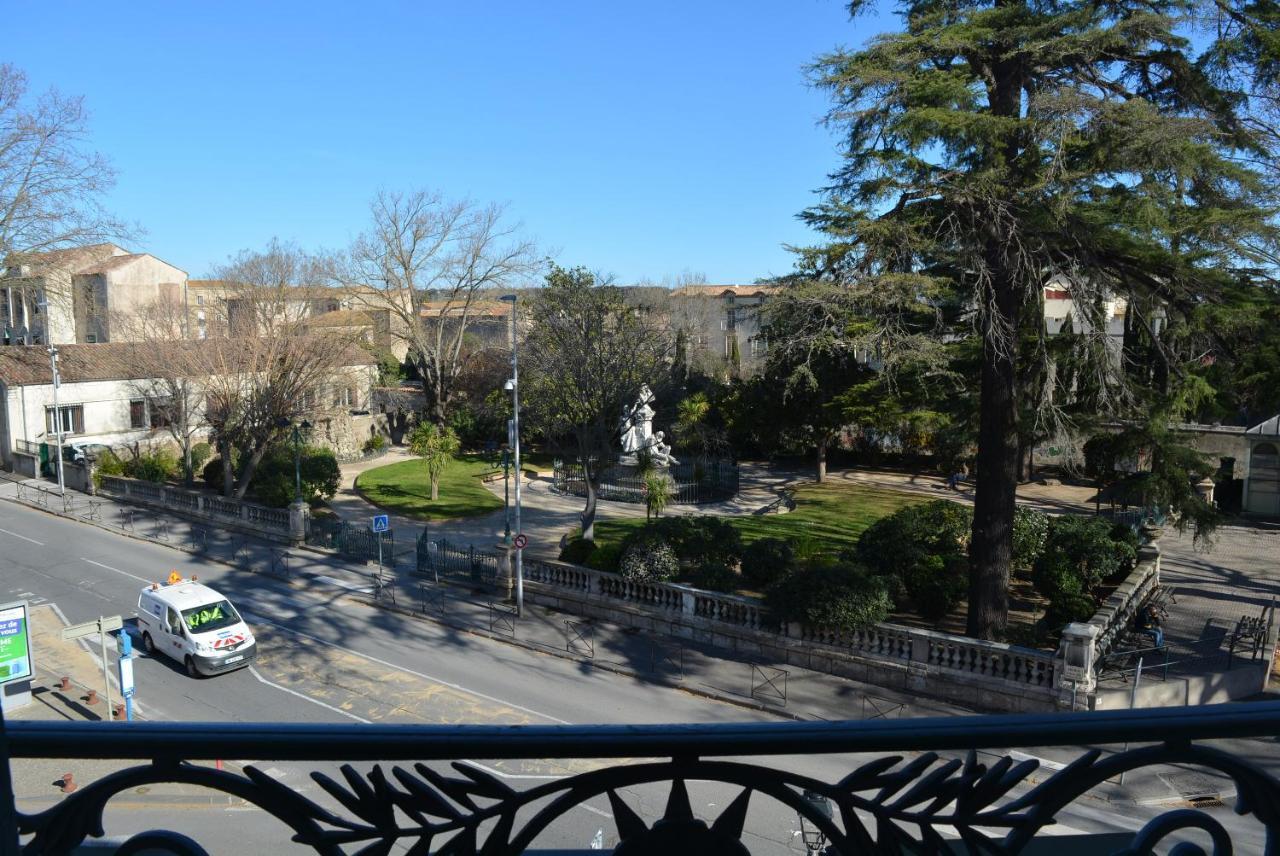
[559,537,596,566]
[95,449,126,476]
[189,442,213,473]
[741,538,796,589]
[203,457,226,493]
[585,543,623,573]
[251,446,341,508]
[903,553,968,621]
[123,449,179,483]
[1032,515,1136,602]
[766,561,891,631]
[362,434,387,454]
[1012,506,1050,572]
[855,500,971,619]
[646,516,744,573]
[685,563,740,593]
[619,534,679,583]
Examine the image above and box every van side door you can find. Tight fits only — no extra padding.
[164,606,186,658]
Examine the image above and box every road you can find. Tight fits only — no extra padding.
[0,497,1271,853]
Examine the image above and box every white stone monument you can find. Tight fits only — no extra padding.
[619,384,678,467]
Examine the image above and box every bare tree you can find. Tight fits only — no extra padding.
[201,240,361,498]
[339,189,537,425]
[111,299,207,484]
[0,63,130,263]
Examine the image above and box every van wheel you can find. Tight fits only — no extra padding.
[142,632,155,654]
[185,656,199,678]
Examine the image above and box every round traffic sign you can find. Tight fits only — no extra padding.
[513,533,528,549]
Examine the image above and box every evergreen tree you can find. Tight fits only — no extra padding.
[802,0,1272,638]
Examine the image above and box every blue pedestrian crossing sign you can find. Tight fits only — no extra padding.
[370,514,390,533]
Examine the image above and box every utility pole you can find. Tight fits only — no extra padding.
[47,346,66,496]
[501,294,523,617]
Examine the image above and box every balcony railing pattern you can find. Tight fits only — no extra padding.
[4,703,1280,853]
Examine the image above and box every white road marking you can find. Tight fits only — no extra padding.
[248,666,372,724]
[312,574,373,593]
[243,609,571,725]
[0,527,43,545]
[81,558,150,584]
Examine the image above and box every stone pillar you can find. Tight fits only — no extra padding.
[1055,622,1100,709]
[498,542,515,598]
[85,457,98,496]
[288,499,307,546]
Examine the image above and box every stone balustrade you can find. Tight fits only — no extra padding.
[96,475,292,539]
[521,556,1064,711]
[1089,546,1161,661]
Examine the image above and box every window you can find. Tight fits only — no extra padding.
[85,333,97,344]
[196,295,205,306]
[129,399,147,429]
[45,405,84,436]
[750,337,768,357]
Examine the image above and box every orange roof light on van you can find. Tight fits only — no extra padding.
[167,571,182,585]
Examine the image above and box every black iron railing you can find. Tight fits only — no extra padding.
[4,702,1280,853]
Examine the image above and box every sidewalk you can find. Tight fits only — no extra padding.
[0,472,1252,806]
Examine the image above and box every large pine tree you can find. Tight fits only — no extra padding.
[802,0,1272,638]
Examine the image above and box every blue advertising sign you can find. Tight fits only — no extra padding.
[371,514,390,533]
[0,602,33,686]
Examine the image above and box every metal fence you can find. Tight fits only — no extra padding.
[551,455,739,505]
[306,517,394,565]
[415,533,503,588]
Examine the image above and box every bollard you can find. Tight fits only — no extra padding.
[85,689,98,705]
[60,774,77,793]
[58,676,70,691]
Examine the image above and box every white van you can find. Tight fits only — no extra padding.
[137,576,257,677]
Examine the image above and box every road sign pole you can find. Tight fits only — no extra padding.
[99,617,114,721]
[118,630,134,722]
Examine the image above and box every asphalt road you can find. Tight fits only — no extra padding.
[0,498,1271,853]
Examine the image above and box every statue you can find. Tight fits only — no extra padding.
[618,385,678,467]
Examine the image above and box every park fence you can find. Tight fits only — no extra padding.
[551,455,739,505]
[415,533,504,589]
[306,517,394,565]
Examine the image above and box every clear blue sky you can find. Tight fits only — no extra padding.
[6,1,891,284]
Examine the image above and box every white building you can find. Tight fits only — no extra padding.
[0,342,379,474]
[2,244,188,345]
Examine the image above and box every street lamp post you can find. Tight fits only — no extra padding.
[278,418,312,502]
[47,346,66,496]
[502,445,512,545]
[500,294,523,617]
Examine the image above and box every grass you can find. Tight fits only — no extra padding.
[584,481,928,565]
[356,454,503,521]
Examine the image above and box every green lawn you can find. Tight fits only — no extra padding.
[586,481,927,563]
[356,454,504,521]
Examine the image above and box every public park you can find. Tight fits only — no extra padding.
[3,0,1280,852]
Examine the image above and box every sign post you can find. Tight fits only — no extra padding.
[61,615,123,720]
[118,630,135,721]
[0,601,34,712]
[371,514,390,573]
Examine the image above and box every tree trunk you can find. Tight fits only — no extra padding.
[581,459,598,542]
[220,443,234,499]
[966,272,1020,641]
[816,442,827,483]
[431,475,439,501]
[233,444,270,500]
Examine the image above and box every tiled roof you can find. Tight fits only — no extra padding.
[303,309,375,327]
[2,244,126,275]
[419,299,510,318]
[669,284,777,298]
[0,339,374,387]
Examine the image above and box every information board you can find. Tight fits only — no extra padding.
[0,602,33,686]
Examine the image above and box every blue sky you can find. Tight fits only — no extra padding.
[5,2,890,284]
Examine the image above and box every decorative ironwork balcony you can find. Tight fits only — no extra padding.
[3,701,1280,854]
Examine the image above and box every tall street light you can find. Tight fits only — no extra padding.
[500,293,523,617]
[47,345,66,496]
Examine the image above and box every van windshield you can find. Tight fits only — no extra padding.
[182,600,241,634]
